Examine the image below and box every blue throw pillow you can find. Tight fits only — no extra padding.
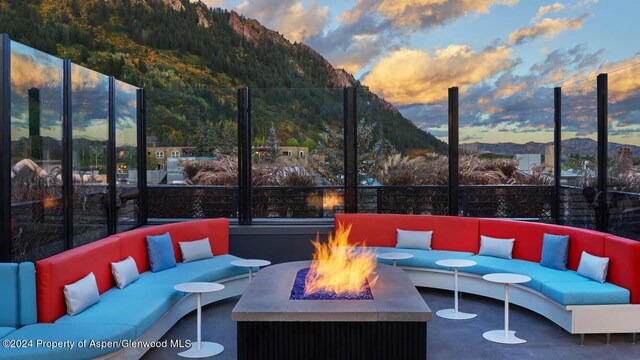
[146,232,176,272]
[540,233,569,271]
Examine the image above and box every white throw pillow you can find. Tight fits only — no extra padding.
[63,272,100,316]
[179,238,214,263]
[479,235,515,259]
[577,251,609,283]
[111,256,140,289]
[396,229,433,250]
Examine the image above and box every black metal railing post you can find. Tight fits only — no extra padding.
[553,87,562,224]
[63,60,73,250]
[344,87,358,213]
[237,88,252,224]
[107,77,117,235]
[137,88,147,225]
[597,74,608,232]
[0,34,11,261]
[448,87,459,216]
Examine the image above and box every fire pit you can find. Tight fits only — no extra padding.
[232,261,431,360]
[232,224,431,359]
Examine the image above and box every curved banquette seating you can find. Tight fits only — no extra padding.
[0,219,250,360]
[335,214,640,335]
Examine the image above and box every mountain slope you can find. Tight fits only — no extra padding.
[0,0,446,154]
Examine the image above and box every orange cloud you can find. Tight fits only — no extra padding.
[509,14,589,45]
[236,0,328,42]
[363,45,513,105]
[603,55,640,103]
[533,2,564,21]
[340,0,518,28]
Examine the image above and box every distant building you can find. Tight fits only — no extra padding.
[255,146,309,165]
[515,154,541,174]
[147,146,196,170]
[544,144,554,173]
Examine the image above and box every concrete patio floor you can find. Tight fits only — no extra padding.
[144,287,638,359]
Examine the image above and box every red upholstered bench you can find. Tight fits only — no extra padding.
[335,214,640,335]
[34,219,250,359]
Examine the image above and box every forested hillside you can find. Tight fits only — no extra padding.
[0,0,447,154]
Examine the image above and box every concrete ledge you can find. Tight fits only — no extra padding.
[232,261,431,322]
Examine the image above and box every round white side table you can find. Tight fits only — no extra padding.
[435,259,477,320]
[375,252,414,267]
[231,259,271,282]
[481,273,531,344]
[174,282,225,358]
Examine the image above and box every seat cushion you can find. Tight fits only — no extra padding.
[466,255,589,292]
[0,327,15,339]
[54,283,182,338]
[371,247,474,269]
[541,281,630,305]
[0,323,135,360]
[134,254,249,287]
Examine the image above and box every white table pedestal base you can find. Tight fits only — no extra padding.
[436,308,477,320]
[178,341,224,358]
[482,330,526,344]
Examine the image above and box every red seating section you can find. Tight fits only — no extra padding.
[36,219,229,323]
[336,214,639,304]
[605,235,640,304]
[335,214,480,253]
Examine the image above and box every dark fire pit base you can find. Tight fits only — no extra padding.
[237,321,426,360]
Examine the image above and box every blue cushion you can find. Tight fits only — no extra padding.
[479,235,514,259]
[18,263,37,326]
[370,247,474,269]
[146,232,176,272]
[0,263,19,327]
[135,254,250,287]
[465,255,589,292]
[0,323,135,359]
[577,251,609,283]
[540,234,569,271]
[541,281,630,305]
[55,283,182,338]
[0,327,15,339]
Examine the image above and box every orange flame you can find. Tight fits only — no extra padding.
[304,222,378,296]
[322,192,344,211]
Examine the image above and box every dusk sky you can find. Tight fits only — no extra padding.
[195,0,640,145]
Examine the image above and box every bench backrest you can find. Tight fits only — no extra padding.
[336,214,640,304]
[36,218,230,323]
[0,262,37,328]
[334,214,480,253]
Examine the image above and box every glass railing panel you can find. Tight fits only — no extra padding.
[607,65,640,240]
[10,41,64,261]
[145,88,239,219]
[71,63,109,246]
[251,88,344,218]
[357,89,449,215]
[559,78,598,229]
[114,80,139,232]
[459,85,555,220]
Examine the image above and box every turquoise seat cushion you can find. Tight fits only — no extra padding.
[55,283,181,338]
[465,255,589,292]
[0,263,19,327]
[135,254,249,287]
[541,281,630,305]
[0,327,15,339]
[0,323,134,359]
[370,247,474,269]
